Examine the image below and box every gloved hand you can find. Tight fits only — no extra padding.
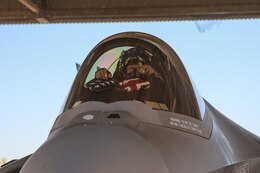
[95,68,112,80]
[140,65,156,76]
[141,65,163,81]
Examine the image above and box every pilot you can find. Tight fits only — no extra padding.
[92,47,163,92]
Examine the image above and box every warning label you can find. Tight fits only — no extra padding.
[169,117,202,134]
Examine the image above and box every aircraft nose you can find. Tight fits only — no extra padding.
[20,125,169,173]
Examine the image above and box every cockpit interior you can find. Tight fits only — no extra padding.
[64,33,205,120]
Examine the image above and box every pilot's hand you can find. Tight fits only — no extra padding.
[141,65,163,81]
[95,68,112,80]
[140,65,156,76]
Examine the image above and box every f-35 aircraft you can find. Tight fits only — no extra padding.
[1,32,260,173]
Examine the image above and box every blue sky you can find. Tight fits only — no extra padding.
[0,20,260,161]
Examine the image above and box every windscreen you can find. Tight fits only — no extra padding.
[68,35,202,119]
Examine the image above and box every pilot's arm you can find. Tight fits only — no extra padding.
[84,68,116,92]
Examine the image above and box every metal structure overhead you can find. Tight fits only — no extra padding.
[1,0,260,24]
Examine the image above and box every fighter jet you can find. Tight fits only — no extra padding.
[1,32,260,173]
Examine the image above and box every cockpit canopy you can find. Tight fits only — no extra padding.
[64,32,205,120]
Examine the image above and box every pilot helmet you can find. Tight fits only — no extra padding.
[118,47,153,73]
